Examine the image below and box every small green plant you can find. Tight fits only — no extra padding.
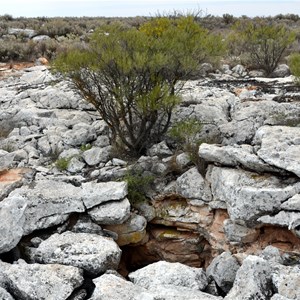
[55,157,71,171]
[289,52,300,85]
[123,169,154,205]
[80,143,92,151]
[168,118,206,174]
[168,118,202,150]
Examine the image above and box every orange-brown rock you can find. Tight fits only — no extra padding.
[104,213,147,246]
[0,168,33,200]
[36,57,49,65]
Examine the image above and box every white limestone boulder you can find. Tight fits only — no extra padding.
[90,273,153,300]
[9,179,85,235]
[27,231,121,276]
[88,197,131,225]
[129,261,208,291]
[208,166,300,226]
[0,260,83,300]
[0,195,26,253]
[206,251,240,293]
[176,167,212,202]
[81,181,127,209]
[255,126,300,177]
[199,143,282,173]
[225,256,273,300]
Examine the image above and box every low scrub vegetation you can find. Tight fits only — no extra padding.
[53,16,224,156]
[1,13,299,159]
[228,19,296,75]
[289,52,300,84]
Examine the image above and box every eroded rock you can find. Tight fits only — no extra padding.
[104,213,147,246]
[0,195,26,253]
[255,126,300,177]
[81,181,127,209]
[27,231,121,276]
[88,197,131,225]
[208,166,300,226]
[0,260,84,300]
[90,273,152,300]
[206,251,240,293]
[176,167,212,201]
[225,255,273,300]
[9,179,85,235]
[129,260,208,291]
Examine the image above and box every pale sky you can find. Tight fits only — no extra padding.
[2,0,299,18]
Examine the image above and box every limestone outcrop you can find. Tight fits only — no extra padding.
[0,64,299,298]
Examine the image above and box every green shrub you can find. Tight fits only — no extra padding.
[124,169,154,205]
[53,16,224,156]
[289,52,300,84]
[168,118,207,174]
[229,20,296,75]
[168,118,202,148]
[55,157,71,171]
[80,143,92,151]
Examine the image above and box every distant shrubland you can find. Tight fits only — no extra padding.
[0,12,299,67]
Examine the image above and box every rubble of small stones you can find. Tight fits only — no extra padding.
[0,63,299,299]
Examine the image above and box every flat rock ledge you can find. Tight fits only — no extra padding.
[26,231,122,276]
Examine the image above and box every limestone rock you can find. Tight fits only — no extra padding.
[255,126,300,177]
[261,246,282,264]
[82,146,111,165]
[223,219,259,244]
[133,201,156,222]
[71,215,103,235]
[272,264,300,299]
[281,194,300,211]
[271,294,293,300]
[220,100,300,145]
[258,211,300,229]
[67,156,85,173]
[129,260,208,291]
[0,287,14,300]
[81,181,127,209]
[9,179,85,235]
[62,123,97,147]
[144,285,223,300]
[0,195,26,253]
[27,231,121,276]
[176,167,212,201]
[208,166,300,226]
[175,152,191,169]
[29,83,82,109]
[225,255,273,300]
[104,213,147,246]
[147,141,173,157]
[90,273,153,300]
[199,143,281,173]
[206,251,240,293]
[271,64,290,78]
[88,197,131,225]
[232,64,246,77]
[0,260,83,300]
[20,66,55,85]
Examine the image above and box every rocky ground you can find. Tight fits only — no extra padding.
[0,62,299,299]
